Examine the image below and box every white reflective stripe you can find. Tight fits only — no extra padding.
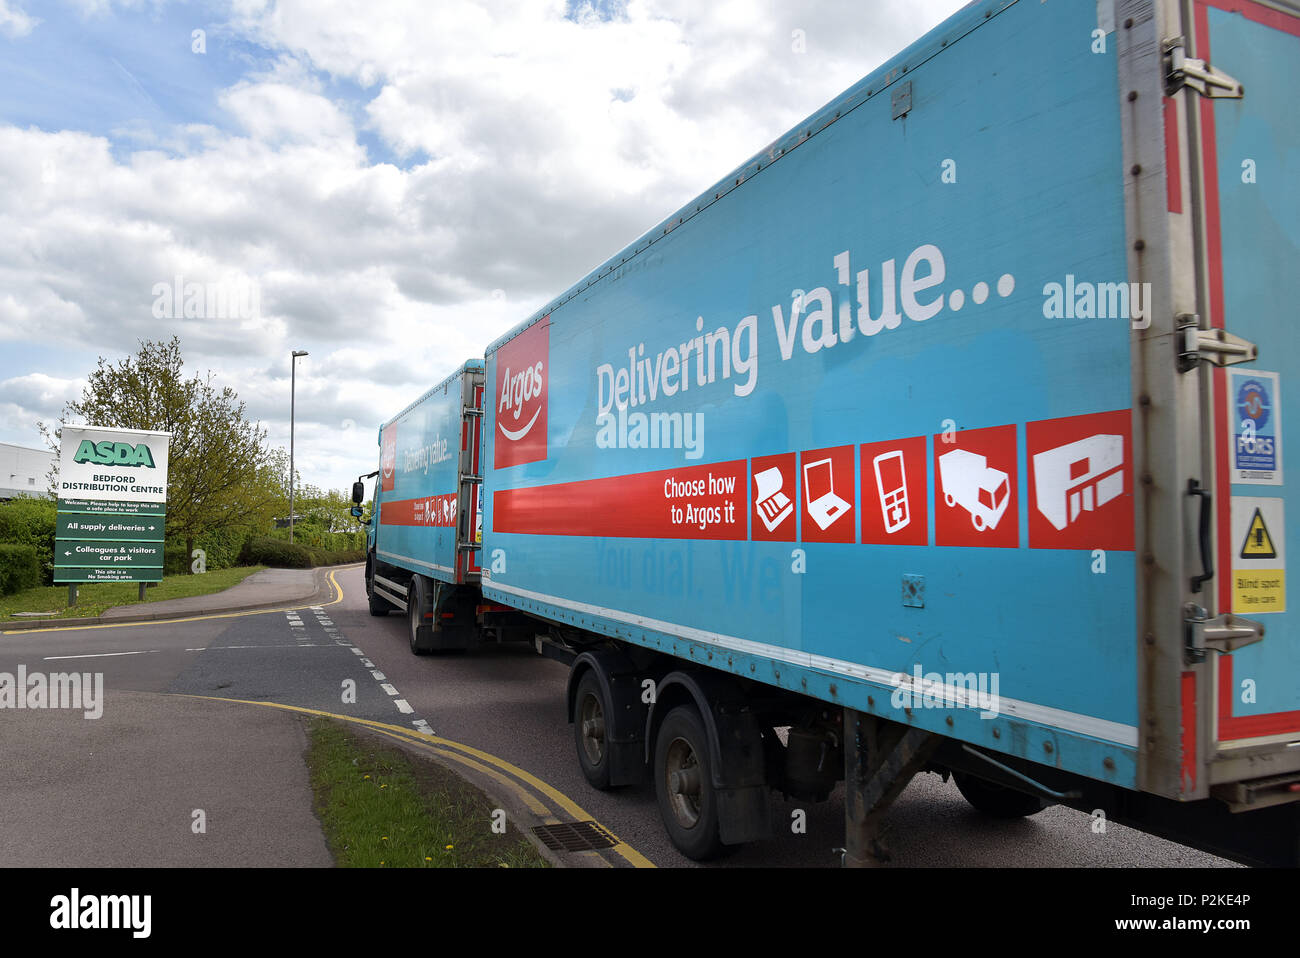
[378,550,453,575]
[486,580,1139,748]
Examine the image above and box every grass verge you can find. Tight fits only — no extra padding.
[305,716,549,868]
[0,564,267,621]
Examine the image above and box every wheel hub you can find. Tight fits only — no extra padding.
[580,695,605,766]
[664,737,703,828]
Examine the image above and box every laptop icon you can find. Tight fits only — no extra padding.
[803,457,852,531]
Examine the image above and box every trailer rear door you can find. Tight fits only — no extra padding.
[1186,0,1300,798]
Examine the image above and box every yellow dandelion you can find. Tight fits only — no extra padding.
[445,844,454,850]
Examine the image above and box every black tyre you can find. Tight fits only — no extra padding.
[408,575,436,655]
[953,772,1048,818]
[573,670,613,790]
[366,556,390,617]
[653,704,724,860]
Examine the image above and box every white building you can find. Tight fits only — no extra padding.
[0,442,55,499]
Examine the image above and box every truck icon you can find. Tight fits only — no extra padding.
[939,449,1010,531]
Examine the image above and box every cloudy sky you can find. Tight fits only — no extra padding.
[0,0,967,492]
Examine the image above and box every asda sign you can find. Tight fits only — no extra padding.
[55,426,171,585]
[57,426,170,504]
[72,440,158,468]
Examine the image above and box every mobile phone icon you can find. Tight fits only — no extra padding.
[873,450,910,534]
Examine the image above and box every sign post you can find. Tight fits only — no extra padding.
[53,426,171,602]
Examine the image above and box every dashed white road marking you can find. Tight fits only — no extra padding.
[380,683,398,697]
[394,699,413,714]
[412,719,433,734]
[361,659,374,668]
[370,670,386,681]
[43,650,156,660]
[350,648,364,656]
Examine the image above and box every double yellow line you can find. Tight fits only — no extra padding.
[2,568,346,634]
[183,694,654,869]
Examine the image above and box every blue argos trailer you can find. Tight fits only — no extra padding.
[361,0,1300,865]
[363,361,488,652]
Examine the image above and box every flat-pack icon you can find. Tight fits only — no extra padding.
[754,466,794,533]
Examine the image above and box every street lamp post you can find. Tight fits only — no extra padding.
[289,349,309,544]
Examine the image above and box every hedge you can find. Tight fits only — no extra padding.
[0,496,56,584]
[0,543,42,596]
[164,524,261,574]
[240,537,365,569]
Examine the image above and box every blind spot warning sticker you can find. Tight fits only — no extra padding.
[1240,508,1277,560]
[1230,497,1285,614]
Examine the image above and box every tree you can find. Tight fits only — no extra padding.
[281,485,366,549]
[41,337,286,570]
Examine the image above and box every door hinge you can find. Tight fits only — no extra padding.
[463,407,483,418]
[1163,37,1244,99]
[1176,314,1257,372]
[1184,604,1265,664]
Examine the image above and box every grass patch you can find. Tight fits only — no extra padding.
[0,565,266,621]
[305,717,549,869]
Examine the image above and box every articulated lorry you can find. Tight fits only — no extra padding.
[356,0,1300,865]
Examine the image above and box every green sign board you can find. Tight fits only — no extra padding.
[56,513,165,542]
[56,539,163,567]
[54,426,171,586]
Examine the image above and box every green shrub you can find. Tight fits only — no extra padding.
[0,496,56,584]
[241,536,313,568]
[0,543,42,596]
[163,524,257,574]
[240,536,363,569]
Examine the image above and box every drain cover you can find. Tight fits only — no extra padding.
[531,821,618,852]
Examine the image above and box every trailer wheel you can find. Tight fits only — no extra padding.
[944,493,955,507]
[573,671,612,790]
[365,556,390,617]
[953,772,1048,818]
[408,575,436,656]
[654,705,724,860]
[971,513,986,531]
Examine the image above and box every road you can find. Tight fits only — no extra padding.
[0,564,1236,868]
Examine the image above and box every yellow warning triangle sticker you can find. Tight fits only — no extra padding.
[1239,508,1277,559]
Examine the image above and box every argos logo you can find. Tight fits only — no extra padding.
[381,423,398,492]
[495,316,550,468]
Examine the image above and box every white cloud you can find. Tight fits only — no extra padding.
[2,0,967,488]
[0,0,38,38]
